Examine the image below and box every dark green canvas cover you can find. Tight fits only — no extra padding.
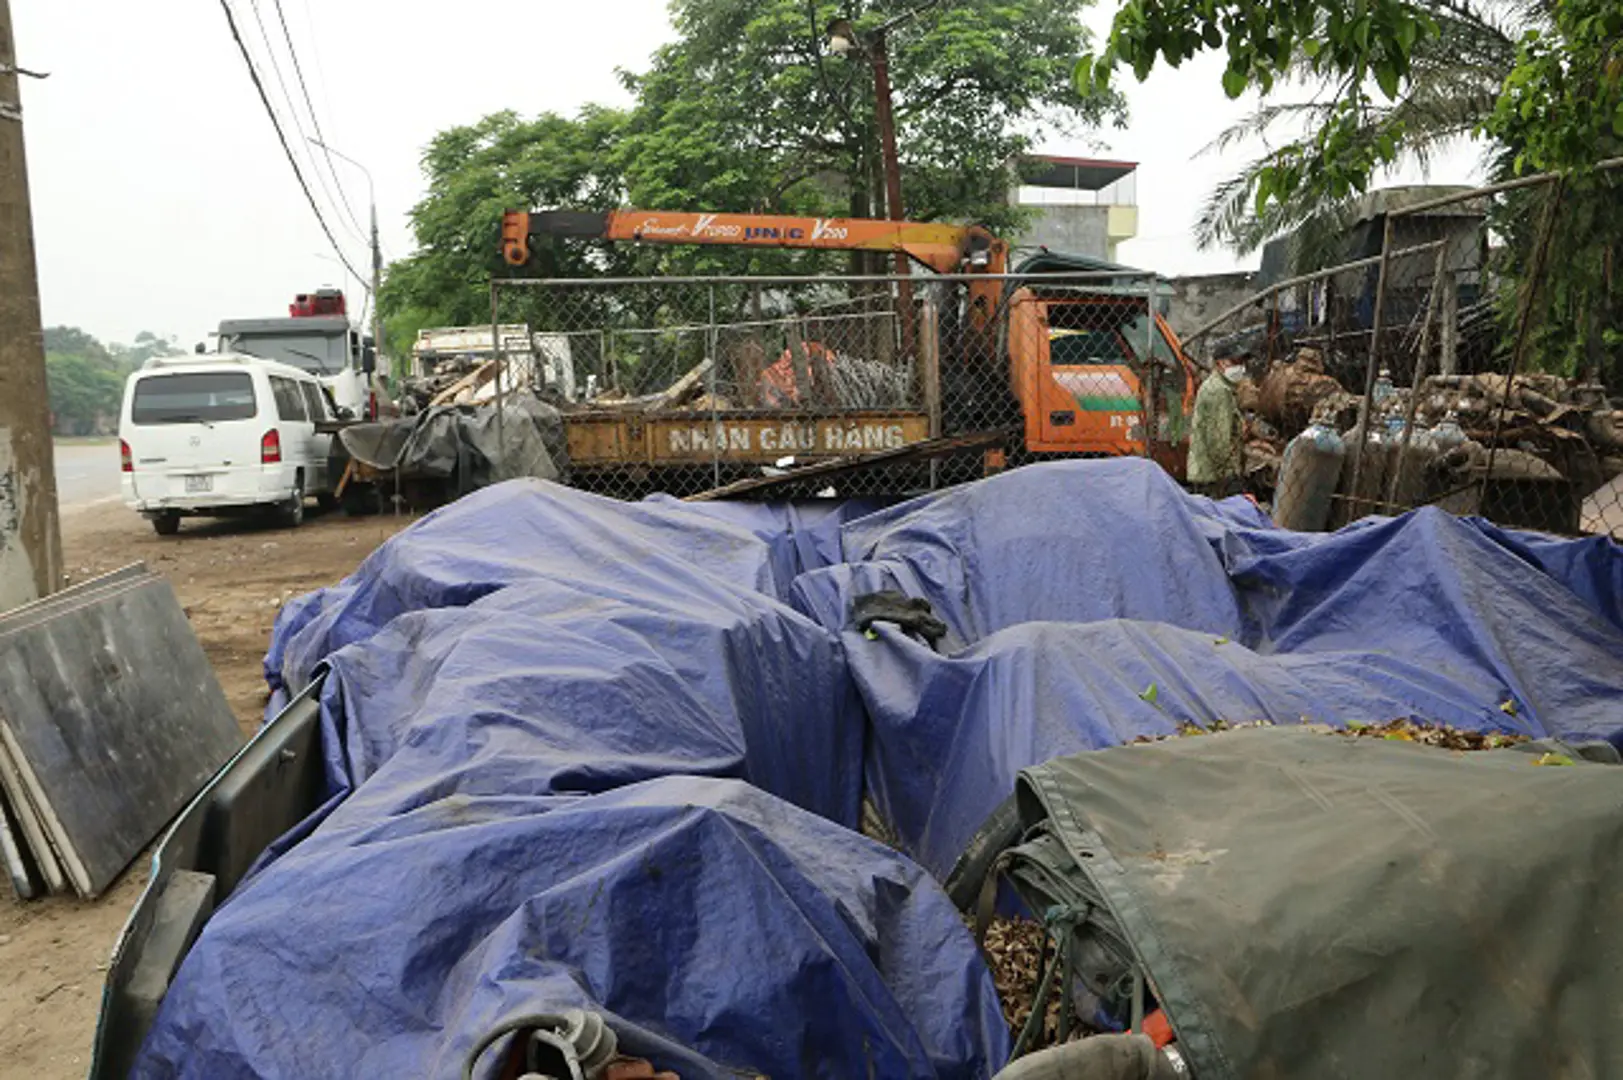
[1002,728,1623,1079]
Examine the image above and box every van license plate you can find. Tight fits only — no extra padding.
[184,475,213,494]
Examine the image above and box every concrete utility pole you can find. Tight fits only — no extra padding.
[867,27,915,359]
[0,0,61,609]
[827,4,942,363]
[369,200,382,372]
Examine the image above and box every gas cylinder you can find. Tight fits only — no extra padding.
[1334,418,1389,526]
[1275,417,1346,531]
[1372,368,1396,407]
[1430,410,1467,453]
[1384,413,1437,509]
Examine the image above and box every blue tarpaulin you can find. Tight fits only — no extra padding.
[135,778,1006,1080]
[141,459,1623,1078]
[262,482,820,714]
[792,460,1623,878]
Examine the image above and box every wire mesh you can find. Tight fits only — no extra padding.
[488,271,1166,499]
[1183,180,1623,541]
[484,207,1620,537]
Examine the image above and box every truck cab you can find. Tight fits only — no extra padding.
[1004,284,1198,474]
[217,289,377,419]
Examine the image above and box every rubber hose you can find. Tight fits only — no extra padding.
[462,1014,571,1080]
[993,1034,1182,1080]
[944,792,1022,911]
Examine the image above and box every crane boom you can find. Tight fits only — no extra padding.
[501,208,1006,276]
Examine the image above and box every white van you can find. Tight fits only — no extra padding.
[119,353,337,535]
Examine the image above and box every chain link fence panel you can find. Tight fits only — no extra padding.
[1181,181,1623,541]
[488,272,1165,499]
[483,226,1619,540]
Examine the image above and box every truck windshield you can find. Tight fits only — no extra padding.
[1122,314,1179,368]
[1050,330,1132,366]
[131,372,256,425]
[1048,318,1178,369]
[230,332,347,375]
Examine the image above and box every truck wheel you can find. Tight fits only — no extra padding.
[152,513,181,537]
[277,483,306,528]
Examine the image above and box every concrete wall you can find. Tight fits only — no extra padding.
[1012,205,1111,260]
[1166,271,1258,340]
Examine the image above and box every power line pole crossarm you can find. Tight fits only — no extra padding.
[0,0,62,609]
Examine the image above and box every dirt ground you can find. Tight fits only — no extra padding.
[0,500,411,1079]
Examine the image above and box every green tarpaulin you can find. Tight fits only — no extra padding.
[997,729,1623,1079]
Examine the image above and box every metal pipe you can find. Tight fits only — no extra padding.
[1383,244,1449,509]
[604,311,896,337]
[1384,155,1623,219]
[868,28,917,364]
[1344,215,1398,505]
[1481,181,1565,497]
[921,295,942,440]
[1182,241,1445,349]
[1326,277,1338,362]
[708,284,720,488]
[492,271,1160,287]
[490,282,504,464]
[1145,281,1158,461]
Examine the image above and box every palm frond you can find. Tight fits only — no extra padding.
[1194,160,1343,254]
[1198,101,1342,158]
[1194,0,1535,259]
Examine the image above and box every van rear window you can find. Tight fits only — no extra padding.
[131,372,256,425]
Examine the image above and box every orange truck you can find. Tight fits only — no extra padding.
[501,208,1199,477]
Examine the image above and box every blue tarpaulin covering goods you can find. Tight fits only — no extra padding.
[138,460,1623,1078]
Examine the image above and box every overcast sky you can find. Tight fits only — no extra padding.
[15,0,1483,349]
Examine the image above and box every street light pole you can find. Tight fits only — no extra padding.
[308,138,383,372]
[828,4,941,362]
[827,2,939,226]
[867,29,913,312]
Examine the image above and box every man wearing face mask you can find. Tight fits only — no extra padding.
[1186,352,1248,495]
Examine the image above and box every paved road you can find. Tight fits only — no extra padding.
[53,438,122,508]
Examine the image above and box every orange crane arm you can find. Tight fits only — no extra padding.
[501,209,1007,276]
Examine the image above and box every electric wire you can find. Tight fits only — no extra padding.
[271,0,367,240]
[243,0,366,246]
[215,0,366,283]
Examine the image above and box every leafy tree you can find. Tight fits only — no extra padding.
[1083,0,1623,380]
[620,0,1120,258]
[1183,1,1519,257]
[42,327,179,435]
[381,0,1124,339]
[1484,0,1623,378]
[47,352,126,436]
[43,326,113,365]
[111,331,186,369]
[1488,0,1623,174]
[380,107,631,335]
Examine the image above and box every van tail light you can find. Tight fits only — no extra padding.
[119,439,132,473]
[368,389,378,421]
[261,429,282,464]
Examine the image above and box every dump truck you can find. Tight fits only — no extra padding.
[500,209,1201,486]
[216,288,380,419]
